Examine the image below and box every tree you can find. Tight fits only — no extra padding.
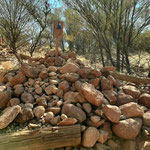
[62,0,150,73]
[24,0,51,56]
[0,0,31,63]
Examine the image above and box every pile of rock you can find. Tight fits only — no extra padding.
[0,50,150,149]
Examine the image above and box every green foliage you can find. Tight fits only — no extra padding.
[62,0,150,73]
[134,31,150,53]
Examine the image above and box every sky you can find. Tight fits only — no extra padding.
[49,0,62,8]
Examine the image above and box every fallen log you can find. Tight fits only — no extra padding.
[110,72,150,85]
[0,125,81,150]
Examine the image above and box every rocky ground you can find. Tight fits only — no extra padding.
[0,50,150,150]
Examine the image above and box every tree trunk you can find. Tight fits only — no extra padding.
[116,46,120,72]
[99,48,105,67]
[124,49,131,74]
[0,125,81,150]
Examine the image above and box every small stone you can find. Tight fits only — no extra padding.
[45,85,57,95]
[58,118,77,126]
[89,78,100,87]
[102,90,117,104]
[97,129,109,144]
[95,108,103,117]
[76,93,86,103]
[123,140,136,150]
[82,127,99,148]
[95,143,111,150]
[15,108,34,123]
[64,92,79,103]
[48,107,61,115]
[81,125,86,132]
[21,92,34,103]
[50,116,60,125]
[35,87,43,94]
[49,80,59,85]
[82,103,92,114]
[49,72,57,77]
[61,114,68,120]
[64,73,79,82]
[33,106,45,119]
[55,56,64,66]
[38,70,48,80]
[9,98,20,106]
[24,103,33,109]
[87,119,105,128]
[58,80,69,93]
[68,51,76,59]
[28,78,35,86]
[90,115,101,123]
[76,103,82,109]
[139,93,150,108]
[45,112,54,123]
[143,111,150,127]
[48,66,57,72]
[139,141,150,150]
[0,86,6,92]
[56,89,64,98]
[101,122,112,139]
[107,140,120,150]
[28,123,40,129]
[56,101,63,107]
[101,77,112,91]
